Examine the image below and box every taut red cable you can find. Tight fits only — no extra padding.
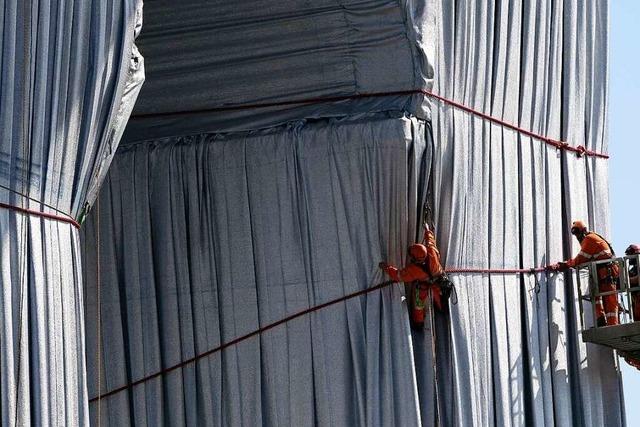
[423,91,609,160]
[446,266,550,274]
[133,89,609,159]
[89,279,399,403]
[0,202,80,229]
[88,261,563,403]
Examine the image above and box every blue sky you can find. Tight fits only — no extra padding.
[610,0,640,423]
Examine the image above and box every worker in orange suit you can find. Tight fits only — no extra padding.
[620,245,640,371]
[554,220,619,327]
[625,244,640,320]
[379,227,452,329]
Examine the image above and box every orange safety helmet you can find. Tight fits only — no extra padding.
[571,220,588,235]
[626,244,640,255]
[408,244,428,262]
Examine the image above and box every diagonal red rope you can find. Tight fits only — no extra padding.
[423,90,609,159]
[89,279,399,403]
[0,88,606,232]
[133,89,608,159]
[0,201,80,229]
[88,262,562,403]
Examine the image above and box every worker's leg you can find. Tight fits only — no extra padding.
[594,297,606,327]
[412,285,429,327]
[600,283,619,326]
[634,294,640,321]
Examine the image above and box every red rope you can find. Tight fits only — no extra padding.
[89,279,399,403]
[0,201,80,229]
[134,89,609,159]
[89,261,562,403]
[446,266,550,274]
[423,91,609,160]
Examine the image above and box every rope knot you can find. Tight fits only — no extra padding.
[549,140,569,151]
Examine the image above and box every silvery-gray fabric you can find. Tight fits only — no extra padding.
[80,0,621,426]
[82,114,426,426]
[0,1,144,425]
[427,0,622,425]
[122,0,433,141]
[561,2,622,425]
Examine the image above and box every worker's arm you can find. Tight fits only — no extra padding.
[422,227,431,245]
[379,262,428,282]
[566,235,597,268]
[566,255,589,268]
[426,231,445,277]
[550,255,588,273]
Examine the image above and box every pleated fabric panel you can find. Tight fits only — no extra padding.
[122,0,433,140]
[82,114,427,426]
[0,1,144,425]
[80,0,620,425]
[427,0,621,425]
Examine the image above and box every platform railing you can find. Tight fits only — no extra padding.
[576,255,640,331]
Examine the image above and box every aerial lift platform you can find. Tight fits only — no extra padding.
[577,255,640,360]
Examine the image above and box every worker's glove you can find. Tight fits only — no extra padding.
[546,262,569,273]
[546,263,560,272]
[379,262,389,270]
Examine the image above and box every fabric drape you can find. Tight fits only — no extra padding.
[427,0,621,425]
[82,114,426,426]
[121,0,433,141]
[80,0,620,426]
[0,1,144,425]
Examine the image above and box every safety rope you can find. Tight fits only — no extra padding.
[88,261,564,403]
[134,89,609,159]
[446,266,552,297]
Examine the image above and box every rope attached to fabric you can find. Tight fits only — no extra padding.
[88,279,400,403]
[0,201,81,229]
[134,89,609,159]
[446,266,550,274]
[445,266,553,296]
[0,88,607,229]
[88,262,563,403]
[423,91,609,159]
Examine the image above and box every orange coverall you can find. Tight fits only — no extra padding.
[567,232,619,325]
[383,230,445,324]
[629,260,639,320]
